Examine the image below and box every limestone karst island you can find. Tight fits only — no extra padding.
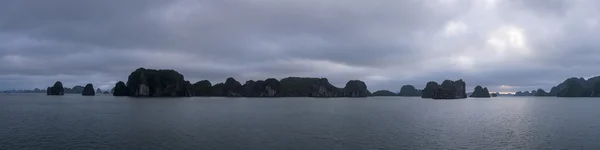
[45,68,600,99]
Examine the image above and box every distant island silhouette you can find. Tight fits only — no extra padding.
[11,68,595,98]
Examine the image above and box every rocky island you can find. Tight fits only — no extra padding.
[82,84,95,96]
[421,79,467,99]
[371,90,398,96]
[46,81,64,95]
[469,86,491,98]
[398,85,421,97]
[108,68,371,98]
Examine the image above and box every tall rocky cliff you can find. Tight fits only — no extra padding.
[47,81,64,95]
[126,68,193,97]
[469,86,491,98]
[433,79,467,99]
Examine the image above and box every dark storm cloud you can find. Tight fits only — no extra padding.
[0,0,599,93]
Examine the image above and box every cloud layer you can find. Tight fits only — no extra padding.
[1,0,599,92]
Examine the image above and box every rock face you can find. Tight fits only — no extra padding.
[192,80,212,96]
[432,79,467,99]
[222,77,243,97]
[118,68,372,98]
[398,85,421,96]
[421,81,439,98]
[240,78,281,97]
[280,77,342,97]
[113,81,129,96]
[126,68,193,97]
[557,78,589,97]
[372,90,397,96]
[342,80,370,97]
[470,86,491,98]
[537,76,600,97]
[47,81,65,95]
[211,83,225,96]
[82,84,95,96]
[593,81,600,97]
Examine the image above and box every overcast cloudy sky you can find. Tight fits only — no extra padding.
[1,0,599,93]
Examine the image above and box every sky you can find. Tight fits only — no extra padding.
[1,0,599,93]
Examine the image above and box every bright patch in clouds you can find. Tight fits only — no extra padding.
[0,0,600,93]
[486,26,530,56]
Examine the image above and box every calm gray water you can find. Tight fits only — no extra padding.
[1,94,600,149]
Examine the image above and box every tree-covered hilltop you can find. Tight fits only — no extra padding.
[398,85,421,97]
[82,84,95,96]
[47,81,64,95]
[372,90,398,96]
[470,86,491,98]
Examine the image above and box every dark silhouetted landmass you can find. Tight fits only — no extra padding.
[516,76,600,97]
[126,68,193,97]
[211,83,225,96]
[470,86,491,98]
[372,90,397,96]
[2,88,46,93]
[193,80,212,96]
[342,80,370,97]
[515,91,534,96]
[82,84,95,96]
[432,79,467,99]
[240,79,280,97]
[280,77,341,97]
[491,92,498,97]
[113,81,129,96]
[222,77,243,97]
[398,85,421,97]
[65,86,84,94]
[557,78,589,97]
[421,81,439,98]
[535,89,548,96]
[47,81,64,95]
